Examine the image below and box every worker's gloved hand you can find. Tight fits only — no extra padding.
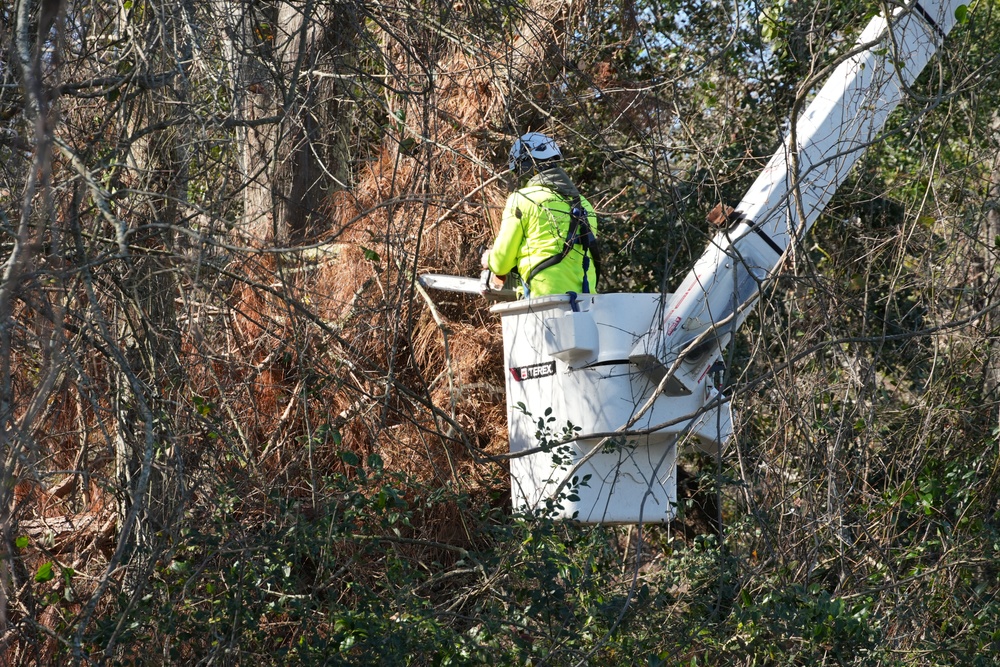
[479,269,506,295]
[480,249,492,270]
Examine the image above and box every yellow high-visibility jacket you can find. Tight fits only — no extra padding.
[487,169,599,298]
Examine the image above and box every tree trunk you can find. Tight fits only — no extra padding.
[220,0,354,245]
[982,116,1000,421]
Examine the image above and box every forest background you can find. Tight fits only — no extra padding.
[2,0,1000,664]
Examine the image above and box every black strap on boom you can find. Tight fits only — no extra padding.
[524,196,600,291]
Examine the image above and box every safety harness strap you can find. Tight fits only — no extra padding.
[524,195,600,292]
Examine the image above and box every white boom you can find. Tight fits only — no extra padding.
[629,0,967,394]
[492,0,967,523]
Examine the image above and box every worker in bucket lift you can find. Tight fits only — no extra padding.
[481,132,600,298]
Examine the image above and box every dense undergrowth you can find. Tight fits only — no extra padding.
[13,416,1000,665]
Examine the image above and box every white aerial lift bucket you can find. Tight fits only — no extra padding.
[490,293,732,524]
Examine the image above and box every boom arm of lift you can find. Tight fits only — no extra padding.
[629,0,967,396]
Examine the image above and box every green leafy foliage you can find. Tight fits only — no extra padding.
[34,562,55,584]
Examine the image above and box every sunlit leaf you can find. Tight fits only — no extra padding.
[35,562,54,583]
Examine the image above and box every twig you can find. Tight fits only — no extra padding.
[424,172,505,234]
